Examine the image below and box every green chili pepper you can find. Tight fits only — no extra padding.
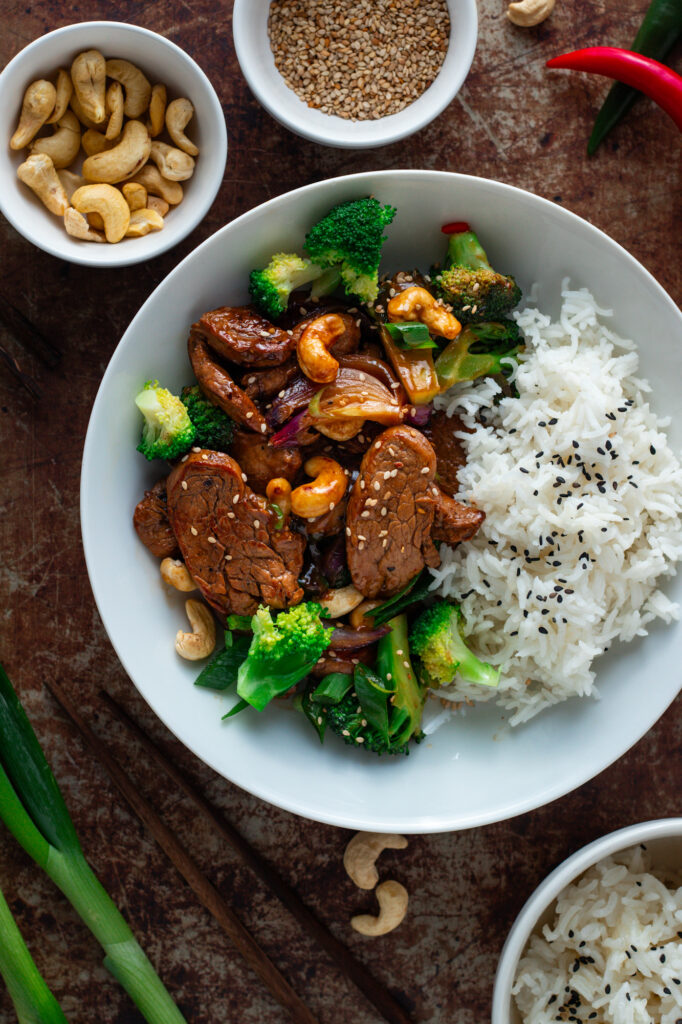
[588,0,682,154]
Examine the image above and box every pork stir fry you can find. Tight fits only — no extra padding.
[132,200,522,756]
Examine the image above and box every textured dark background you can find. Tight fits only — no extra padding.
[0,1,680,1022]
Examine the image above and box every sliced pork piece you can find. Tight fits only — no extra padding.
[166,450,304,618]
[346,425,440,598]
[241,361,299,401]
[422,410,470,496]
[429,487,485,545]
[229,430,302,495]
[133,479,178,558]
[188,330,268,434]
[194,306,296,367]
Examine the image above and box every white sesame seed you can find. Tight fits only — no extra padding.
[241,473,247,481]
[373,481,381,491]
[329,501,335,510]
[192,446,201,453]
[246,411,253,419]
[225,554,232,561]
[261,424,267,433]
[207,536,217,544]
[233,494,239,504]
[253,519,260,529]
[381,507,387,516]
[227,511,235,519]
[190,526,198,536]
[420,466,430,474]
[181,481,188,490]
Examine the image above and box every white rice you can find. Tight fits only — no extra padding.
[512,846,682,1024]
[431,282,682,724]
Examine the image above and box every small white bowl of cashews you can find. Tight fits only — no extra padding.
[0,21,227,267]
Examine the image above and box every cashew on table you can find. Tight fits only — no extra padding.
[351,881,410,937]
[344,832,409,936]
[507,0,556,27]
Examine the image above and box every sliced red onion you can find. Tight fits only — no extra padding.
[266,374,319,430]
[329,625,390,650]
[406,403,432,427]
[270,409,316,448]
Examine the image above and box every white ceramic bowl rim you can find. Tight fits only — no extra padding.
[0,21,227,267]
[492,817,682,1024]
[81,169,682,833]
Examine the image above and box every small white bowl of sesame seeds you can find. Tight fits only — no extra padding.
[232,0,477,149]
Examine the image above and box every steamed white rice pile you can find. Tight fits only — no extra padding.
[431,282,682,724]
[512,846,682,1024]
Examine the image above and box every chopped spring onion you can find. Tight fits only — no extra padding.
[384,322,439,349]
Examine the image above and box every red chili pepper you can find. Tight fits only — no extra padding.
[547,47,682,132]
[441,221,470,235]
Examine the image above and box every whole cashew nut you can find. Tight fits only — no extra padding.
[69,92,101,130]
[349,600,382,630]
[175,599,216,660]
[148,84,167,137]
[71,184,130,243]
[122,181,147,211]
[387,286,461,340]
[319,585,365,618]
[105,58,152,118]
[146,194,169,218]
[46,69,73,124]
[105,81,124,141]
[507,0,555,25]
[63,207,105,242]
[291,456,347,519]
[350,880,409,937]
[343,831,408,889]
[17,154,69,215]
[71,49,107,124]
[149,140,195,182]
[160,557,197,592]
[125,208,164,237]
[165,97,199,156]
[10,80,57,149]
[129,164,183,205]
[81,129,113,157]
[297,313,347,383]
[82,120,151,184]
[266,477,293,519]
[31,110,81,168]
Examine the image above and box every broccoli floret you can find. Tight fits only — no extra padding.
[304,197,397,305]
[237,602,332,711]
[410,601,500,689]
[135,380,195,461]
[181,385,234,451]
[249,253,330,320]
[435,320,522,390]
[436,230,521,323]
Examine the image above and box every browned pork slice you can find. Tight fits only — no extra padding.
[133,479,178,558]
[195,306,296,367]
[229,430,302,495]
[346,426,440,598]
[422,410,470,497]
[188,330,268,434]
[430,487,485,544]
[241,361,299,401]
[166,450,304,618]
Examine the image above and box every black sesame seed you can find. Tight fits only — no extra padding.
[520,467,529,474]
[539,626,548,634]
[650,444,656,454]
[572,440,579,448]
[548,417,558,425]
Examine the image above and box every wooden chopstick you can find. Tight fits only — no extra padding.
[99,689,414,1024]
[44,679,321,1024]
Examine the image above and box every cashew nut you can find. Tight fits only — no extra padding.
[148,83,167,137]
[30,110,81,168]
[175,599,216,660]
[71,49,106,123]
[82,120,151,184]
[125,208,164,237]
[291,456,347,519]
[57,168,86,201]
[122,181,147,211]
[149,140,195,182]
[63,207,105,242]
[46,69,73,124]
[17,154,68,215]
[69,92,101,130]
[349,600,381,630]
[105,58,152,118]
[10,80,56,149]
[71,184,130,243]
[315,417,364,441]
[105,81,124,141]
[319,585,365,619]
[351,880,408,937]
[297,314,347,383]
[129,164,183,205]
[387,286,461,340]
[507,0,555,25]
[165,97,198,156]
[146,194,169,218]
[343,831,408,889]
[160,557,196,592]
[266,478,292,519]
[81,129,113,157]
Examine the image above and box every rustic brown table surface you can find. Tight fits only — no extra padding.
[0,1,680,1021]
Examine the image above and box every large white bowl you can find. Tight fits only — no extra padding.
[232,0,477,149]
[492,818,682,1024]
[0,22,227,267]
[81,170,682,833]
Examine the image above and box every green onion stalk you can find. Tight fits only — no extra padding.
[0,664,186,1024]
[0,881,68,1023]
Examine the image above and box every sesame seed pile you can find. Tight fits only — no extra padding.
[268,0,451,121]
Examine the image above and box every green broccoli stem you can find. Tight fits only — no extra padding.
[0,883,68,1024]
[446,230,492,272]
[310,267,342,299]
[376,615,425,746]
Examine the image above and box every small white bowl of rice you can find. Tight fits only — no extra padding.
[493,818,682,1024]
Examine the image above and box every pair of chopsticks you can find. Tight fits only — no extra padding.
[45,680,413,1024]
[0,298,61,399]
